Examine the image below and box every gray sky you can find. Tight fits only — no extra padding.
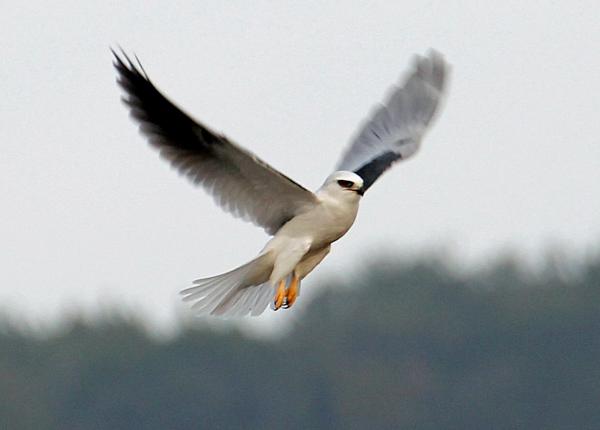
[2,1,599,332]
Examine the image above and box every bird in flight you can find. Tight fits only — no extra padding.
[113,49,448,317]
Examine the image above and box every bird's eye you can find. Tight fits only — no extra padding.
[337,180,354,188]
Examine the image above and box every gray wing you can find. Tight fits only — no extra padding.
[336,50,448,192]
[113,51,318,235]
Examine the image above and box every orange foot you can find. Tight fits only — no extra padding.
[284,275,299,309]
[273,279,286,310]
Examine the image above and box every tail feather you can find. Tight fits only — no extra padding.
[233,285,267,316]
[181,276,227,302]
[251,284,275,316]
[191,283,234,313]
[214,283,273,317]
[180,253,274,317]
[253,284,275,315]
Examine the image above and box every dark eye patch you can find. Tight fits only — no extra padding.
[337,180,354,188]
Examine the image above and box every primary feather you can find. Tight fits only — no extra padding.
[113,51,318,235]
[336,50,448,192]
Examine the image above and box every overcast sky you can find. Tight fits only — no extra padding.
[2,1,599,332]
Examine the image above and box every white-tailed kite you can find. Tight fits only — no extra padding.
[113,50,448,317]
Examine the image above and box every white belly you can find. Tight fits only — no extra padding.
[276,197,359,249]
[261,192,360,283]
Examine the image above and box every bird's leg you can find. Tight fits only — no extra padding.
[284,274,300,309]
[273,279,287,310]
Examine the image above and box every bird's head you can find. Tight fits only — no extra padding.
[319,171,365,200]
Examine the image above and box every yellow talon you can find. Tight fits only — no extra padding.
[273,279,286,310]
[285,275,300,309]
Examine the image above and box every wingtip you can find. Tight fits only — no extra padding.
[133,53,149,79]
[426,48,444,63]
[412,49,449,92]
[110,44,124,59]
[110,46,152,84]
[110,45,128,70]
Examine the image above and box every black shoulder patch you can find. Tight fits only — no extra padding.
[354,151,402,192]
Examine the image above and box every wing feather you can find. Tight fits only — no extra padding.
[336,50,448,192]
[113,50,318,235]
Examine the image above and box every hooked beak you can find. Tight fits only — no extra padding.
[356,186,364,196]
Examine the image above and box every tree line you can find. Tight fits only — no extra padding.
[1,253,599,429]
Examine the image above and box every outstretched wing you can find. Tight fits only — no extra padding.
[336,50,448,192]
[113,51,318,235]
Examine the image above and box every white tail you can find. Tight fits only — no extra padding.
[180,252,275,317]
